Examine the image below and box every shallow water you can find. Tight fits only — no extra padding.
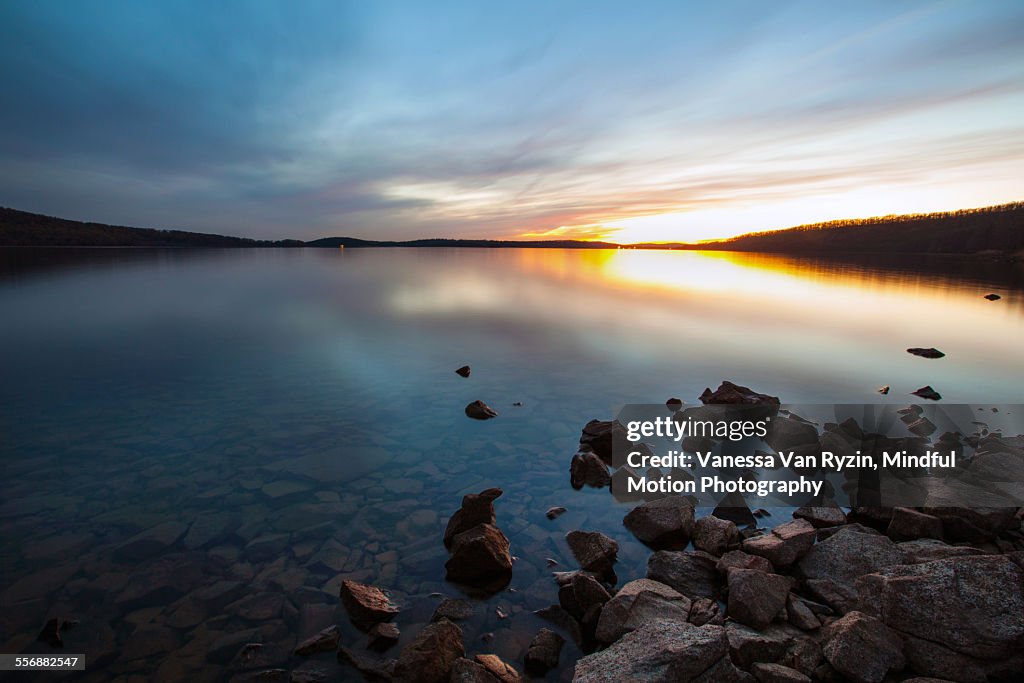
[0,247,1022,681]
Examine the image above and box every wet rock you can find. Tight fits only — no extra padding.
[742,519,816,569]
[339,580,399,631]
[443,488,502,548]
[120,624,181,661]
[545,506,567,520]
[574,619,738,682]
[821,611,904,683]
[716,550,773,575]
[886,507,943,541]
[622,496,694,546]
[392,618,464,683]
[337,646,397,681]
[692,515,739,556]
[578,419,624,464]
[570,451,610,489]
[565,530,618,581]
[907,347,945,359]
[792,503,846,528]
[293,625,339,656]
[474,654,522,683]
[727,569,791,630]
[113,521,188,562]
[524,628,564,676]
[455,365,471,377]
[751,663,812,683]
[114,552,206,609]
[367,622,400,652]
[712,491,757,527]
[465,400,498,420]
[560,573,611,621]
[855,555,1024,664]
[445,523,513,589]
[984,293,1001,301]
[912,386,942,401]
[785,594,820,630]
[431,598,474,622]
[646,550,721,599]
[700,380,780,405]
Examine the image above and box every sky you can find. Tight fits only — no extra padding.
[0,1,1022,243]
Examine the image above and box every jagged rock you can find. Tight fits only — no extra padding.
[444,488,502,547]
[597,590,690,643]
[573,619,740,682]
[792,503,846,528]
[785,594,820,630]
[907,347,945,359]
[751,663,812,683]
[368,622,400,651]
[474,654,522,683]
[855,555,1024,665]
[524,628,564,676]
[534,605,582,646]
[692,515,739,555]
[622,496,694,545]
[445,524,513,589]
[546,506,567,520]
[646,549,721,599]
[886,507,943,541]
[293,625,340,656]
[465,400,497,419]
[339,580,399,631]
[431,598,473,622]
[821,611,904,683]
[560,573,611,621]
[455,365,471,377]
[688,597,725,627]
[725,623,804,669]
[727,569,791,630]
[712,491,757,526]
[595,579,690,643]
[700,381,780,405]
[578,420,624,464]
[796,526,901,613]
[570,451,610,489]
[742,519,816,569]
[716,550,773,575]
[912,386,942,401]
[565,530,618,580]
[392,618,464,683]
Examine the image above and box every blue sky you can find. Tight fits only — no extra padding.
[1,0,1022,242]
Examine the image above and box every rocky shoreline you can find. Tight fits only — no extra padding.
[315,381,1024,682]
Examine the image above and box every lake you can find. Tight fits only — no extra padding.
[0,247,1022,681]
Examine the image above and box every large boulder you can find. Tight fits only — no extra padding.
[647,550,722,599]
[821,611,904,683]
[595,579,690,643]
[692,515,739,556]
[795,526,901,613]
[445,523,513,589]
[727,569,791,630]
[339,580,399,631]
[566,530,618,581]
[573,619,741,682]
[622,496,695,546]
[443,488,502,547]
[597,590,690,644]
[855,555,1024,666]
[392,618,464,683]
[742,520,816,569]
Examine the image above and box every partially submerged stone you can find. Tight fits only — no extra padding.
[339,580,399,631]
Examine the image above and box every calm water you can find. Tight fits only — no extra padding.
[1,247,1022,681]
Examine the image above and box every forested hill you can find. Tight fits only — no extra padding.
[697,202,1024,254]
[0,207,303,247]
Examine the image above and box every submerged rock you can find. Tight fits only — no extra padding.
[339,580,399,631]
[524,628,565,676]
[368,622,400,651]
[622,496,694,546]
[293,625,340,656]
[431,598,473,623]
[906,347,945,359]
[465,400,497,419]
[392,618,464,683]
